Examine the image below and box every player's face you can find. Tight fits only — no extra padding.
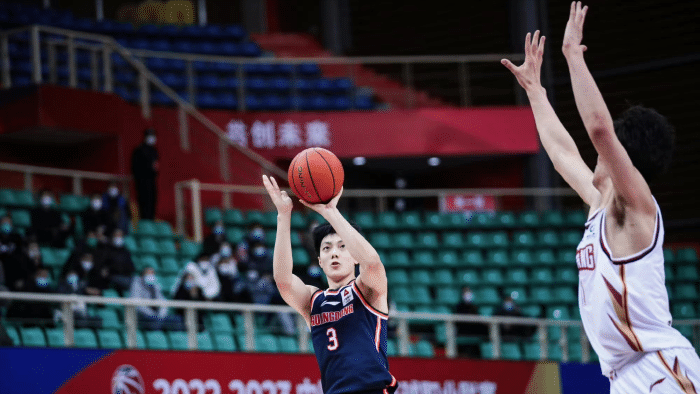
[318,233,357,281]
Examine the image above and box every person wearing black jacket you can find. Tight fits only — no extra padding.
[81,194,111,234]
[0,215,26,291]
[6,268,57,326]
[30,190,71,247]
[131,128,159,220]
[102,229,135,293]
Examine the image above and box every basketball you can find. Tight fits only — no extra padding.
[288,147,344,204]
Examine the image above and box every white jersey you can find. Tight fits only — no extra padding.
[576,200,693,376]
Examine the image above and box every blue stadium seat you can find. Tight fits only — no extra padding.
[269,77,291,92]
[198,74,221,89]
[298,63,321,76]
[245,95,263,111]
[147,57,169,71]
[213,62,237,73]
[241,42,262,57]
[330,96,351,110]
[173,40,197,53]
[332,78,353,92]
[222,25,246,41]
[217,93,238,109]
[151,39,171,52]
[197,92,218,108]
[355,95,373,110]
[160,73,186,90]
[221,77,240,90]
[246,77,268,91]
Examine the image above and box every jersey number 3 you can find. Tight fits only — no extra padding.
[326,328,339,351]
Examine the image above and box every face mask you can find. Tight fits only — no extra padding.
[144,274,157,286]
[184,280,196,290]
[108,187,119,197]
[463,291,474,303]
[81,260,93,271]
[36,277,49,287]
[308,265,322,278]
[253,246,266,258]
[113,237,124,247]
[0,222,12,234]
[250,228,264,241]
[28,249,40,259]
[220,245,232,257]
[91,199,102,210]
[86,238,98,248]
[218,263,236,275]
[213,226,224,235]
[41,196,53,207]
[146,135,157,146]
[504,301,514,311]
[67,274,79,287]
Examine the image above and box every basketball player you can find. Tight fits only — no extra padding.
[501,2,699,392]
[262,175,397,394]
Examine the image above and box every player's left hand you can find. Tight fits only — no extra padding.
[562,1,588,56]
[298,187,343,217]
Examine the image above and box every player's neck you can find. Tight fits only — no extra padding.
[327,275,355,291]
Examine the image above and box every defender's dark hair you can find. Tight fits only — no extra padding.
[312,221,362,257]
[613,105,675,183]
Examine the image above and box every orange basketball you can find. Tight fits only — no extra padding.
[288,148,344,204]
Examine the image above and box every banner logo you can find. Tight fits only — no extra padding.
[112,365,145,394]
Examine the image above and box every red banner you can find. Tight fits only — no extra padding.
[55,350,539,394]
[440,194,498,213]
[202,107,539,160]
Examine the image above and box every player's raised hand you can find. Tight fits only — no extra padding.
[563,1,588,56]
[501,30,545,93]
[262,175,293,215]
[298,187,343,217]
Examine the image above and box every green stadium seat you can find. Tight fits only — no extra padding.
[491,231,509,248]
[214,333,237,351]
[353,212,375,230]
[220,209,243,226]
[496,212,517,228]
[506,269,528,285]
[437,250,459,267]
[478,305,494,316]
[225,228,246,245]
[464,232,488,249]
[292,248,310,266]
[477,287,500,306]
[370,232,391,249]
[140,255,160,270]
[446,213,467,228]
[461,250,484,267]
[664,265,674,281]
[289,212,307,229]
[278,336,298,353]
[548,343,563,361]
[512,249,534,266]
[386,339,398,356]
[416,232,439,249]
[160,257,180,274]
[676,265,699,281]
[424,212,446,229]
[168,331,189,350]
[11,209,31,228]
[96,308,122,329]
[433,269,455,285]
[197,332,214,351]
[513,231,535,248]
[400,211,422,229]
[555,268,578,284]
[504,287,528,304]
[137,220,158,237]
[537,230,560,247]
[673,303,696,319]
[523,342,542,360]
[530,287,554,304]
[390,286,412,304]
[145,330,169,350]
[666,285,675,302]
[457,269,480,286]
[561,231,582,247]
[209,313,235,334]
[412,286,432,305]
[675,284,698,300]
[119,330,147,349]
[442,232,464,249]
[159,240,178,256]
[74,328,98,348]
[436,287,461,306]
[205,208,223,225]
[568,343,583,362]
[377,212,398,230]
[565,211,587,227]
[255,334,279,352]
[413,250,436,267]
[155,222,174,238]
[393,232,414,249]
[388,269,409,285]
[486,249,509,267]
[45,328,65,347]
[124,236,138,253]
[411,340,435,357]
[290,231,302,247]
[546,305,571,320]
[245,210,265,226]
[15,190,35,207]
[261,211,278,228]
[518,211,540,228]
[558,250,576,265]
[675,325,693,342]
[139,238,160,255]
[5,326,20,346]
[522,305,542,318]
[481,342,522,360]
[542,211,565,227]
[159,275,178,292]
[482,269,504,286]
[532,268,554,284]
[471,213,496,228]
[663,248,675,264]
[39,248,58,267]
[98,329,123,349]
[383,250,408,268]
[59,195,88,213]
[0,189,17,206]
[264,230,276,247]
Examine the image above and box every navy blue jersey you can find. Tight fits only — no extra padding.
[310,280,397,394]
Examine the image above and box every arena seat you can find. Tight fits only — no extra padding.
[145,330,169,350]
[481,342,522,360]
[97,329,123,349]
[411,340,435,357]
[168,331,189,350]
[96,308,122,330]
[45,328,65,347]
[5,326,21,346]
[486,249,509,267]
[277,336,299,353]
[196,332,214,351]
[74,328,98,348]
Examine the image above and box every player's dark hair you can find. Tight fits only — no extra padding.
[312,221,361,257]
[613,105,675,183]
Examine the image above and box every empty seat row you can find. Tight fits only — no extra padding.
[379,248,577,268]
[369,230,582,250]
[388,267,579,287]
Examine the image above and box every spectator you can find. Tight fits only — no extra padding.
[493,294,535,340]
[6,268,57,326]
[102,183,130,234]
[102,229,136,293]
[299,261,326,289]
[82,193,111,235]
[130,267,183,331]
[22,242,45,279]
[61,252,104,294]
[183,253,221,300]
[216,245,249,303]
[172,272,206,329]
[56,270,102,328]
[0,215,27,291]
[131,128,159,220]
[453,286,487,357]
[30,190,71,247]
[201,220,225,256]
[62,231,99,278]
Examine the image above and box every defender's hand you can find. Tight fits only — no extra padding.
[562,1,588,56]
[501,30,546,93]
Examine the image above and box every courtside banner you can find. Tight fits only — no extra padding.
[0,348,549,394]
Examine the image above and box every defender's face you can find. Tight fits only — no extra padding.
[318,233,357,281]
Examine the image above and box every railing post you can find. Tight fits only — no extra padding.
[402,62,413,109]
[219,139,230,182]
[445,319,457,359]
[488,321,501,359]
[191,179,203,242]
[186,59,196,106]
[397,317,409,356]
[185,307,197,350]
[48,42,57,84]
[580,324,590,362]
[139,69,151,119]
[125,305,138,349]
[222,191,232,210]
[67,34,77,88]
[24,171,33,191]
[458,62,471,107]
[102,45,113,93]
[1,34,10,89]
[175,183,185,237]
[61,301,75,347]
[72,175,82,195]
[296,314,309,353]
[291,64,299,112]
[179,105,190,151]
[90,49,99,90]
[95,0,104,21]
[560,325,569,362]
[243,310,255,351]
[237,63,246,111]
[538,323,548,360]
[30,26,42,85]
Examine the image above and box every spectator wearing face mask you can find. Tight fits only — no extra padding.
[60,252,104,295]
[202,220,226,256]
[30,190,71,247]
[82,193,111,235]
[172,272,206,329]
[56,270,103,328]
[6,268,57,326]
[216,244,250,303]
[131,128,159,220]
[493,294,534,341]
[103,183,130,234]
[0,215,27,291]
[453,286,488,357]
[130,267,184,331]
[183,253,221,301]
[22,241,45,279]
[102,229,135,293]
[299,261,326,289]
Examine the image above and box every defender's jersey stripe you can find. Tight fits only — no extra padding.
[656,351,699,394]
[600,210,661,265]
[352,281,389,319]
[620,266,643,351]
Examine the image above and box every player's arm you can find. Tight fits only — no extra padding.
[262,175,317,323]
[562,2,655,213]
[502,30,599,206]
[300,190,387,297]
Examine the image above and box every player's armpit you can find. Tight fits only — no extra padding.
[356,262,388,298]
